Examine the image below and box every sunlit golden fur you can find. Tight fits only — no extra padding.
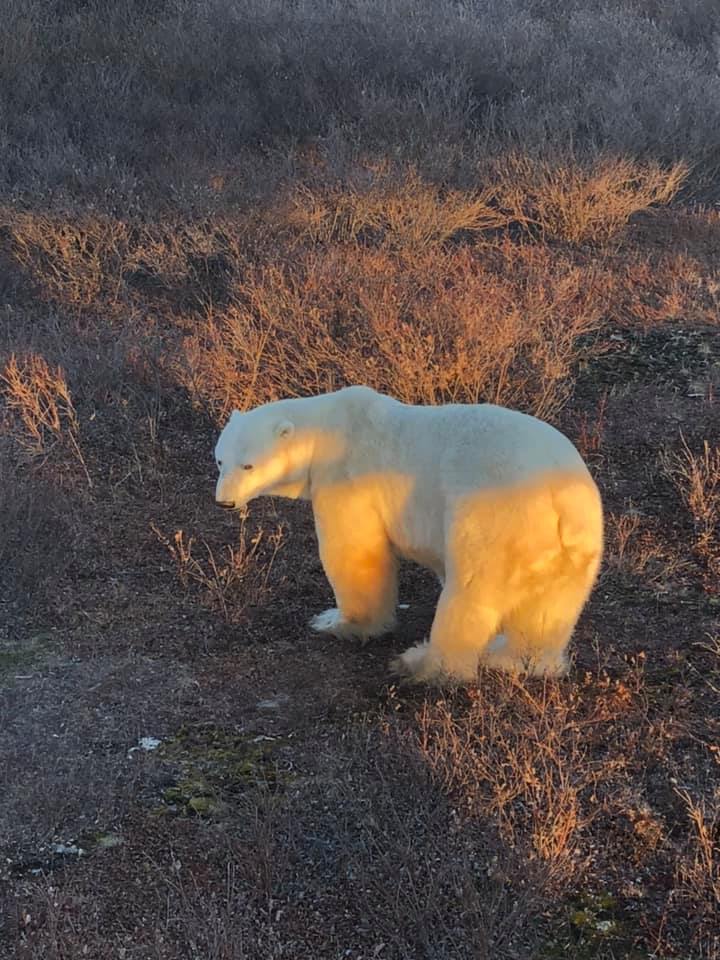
[214,386,604,684]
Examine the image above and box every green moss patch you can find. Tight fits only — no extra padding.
[156,723,288,818]
[0,632,55,679]
[541,891,648,960]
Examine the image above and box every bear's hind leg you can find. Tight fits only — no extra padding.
[484,596,581,677]
[311,497,398,643]
[392,580,499,684]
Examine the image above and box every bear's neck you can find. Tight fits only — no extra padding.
[285,393,353,487]
[268,477,311,501]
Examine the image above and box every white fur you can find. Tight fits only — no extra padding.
[214,386,604,684]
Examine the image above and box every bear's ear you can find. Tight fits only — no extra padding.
[274,418,295,439]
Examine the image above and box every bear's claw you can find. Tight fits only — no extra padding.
[310,608,372,642]
[390,641,479,687]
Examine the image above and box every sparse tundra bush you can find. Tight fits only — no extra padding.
[0,352,91,485]
[0,0,718,207]
[181,241,606,419]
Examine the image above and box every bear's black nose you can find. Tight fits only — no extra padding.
[216,500,236,510]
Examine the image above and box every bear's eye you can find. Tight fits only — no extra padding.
[242,464,253,471]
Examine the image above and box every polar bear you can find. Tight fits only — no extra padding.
[214,386,603,684]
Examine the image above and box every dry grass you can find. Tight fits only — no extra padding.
[604,511,677,584]
[283,168,511,248]
[493,155,687,245]
[152,520,285,624]
[4,213,129,309]
[414,673,628,884]
[663,437,720,574]
[281,155,687,247]
[673,788,720,954]
[0,458,74,613]
[0,353,91,486]
[2,213,236,314]
[180,240,606,420]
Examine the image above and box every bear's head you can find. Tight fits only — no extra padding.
[214,397,349,509]
[214,406,303,509]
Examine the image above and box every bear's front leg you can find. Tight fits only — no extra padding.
[310,489,398,643]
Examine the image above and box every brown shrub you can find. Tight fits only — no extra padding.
[152,519,285,624]
[283,168,510,249]
[0,352,91,485]
[1,212,244,314]
[181,241,605,421]
[3,213,130,308]
[280,155,686,248]
[493,154,687,245]
[663,437,720,573]
[414,673,626,883]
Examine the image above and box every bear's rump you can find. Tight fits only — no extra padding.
[445,468,602,591]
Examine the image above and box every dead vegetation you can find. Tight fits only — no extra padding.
[674,787,720,924]
[663,437,720,577]
[1,0,720,958]
[486,154,687,246]
[0,353,91,486]
[180,241,607,419]
[415,674,626,878]
[281,156,687,248]
[152,520,285,624]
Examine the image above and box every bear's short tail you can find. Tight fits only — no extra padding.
[553,476,604,586]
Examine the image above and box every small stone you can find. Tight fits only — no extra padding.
[128,736,162,757]
[257,695,290,711]
[51,843,85,857]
